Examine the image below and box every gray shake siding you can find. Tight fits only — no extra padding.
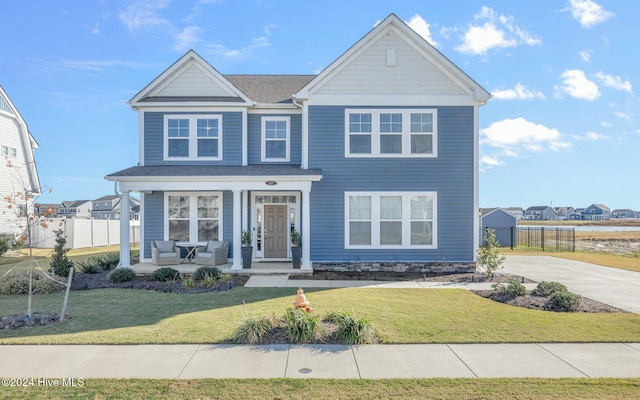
[308,105,475,263]
[143,111,243,165]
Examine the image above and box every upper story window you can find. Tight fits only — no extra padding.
[165,115,222,160]
[261,116,290,162]
[345,109,437,158]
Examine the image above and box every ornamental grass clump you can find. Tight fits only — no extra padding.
[234,314,277,344]
[327,311,376,345]
[284,307,320,343]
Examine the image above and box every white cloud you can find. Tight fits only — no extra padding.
[480,117,572,165]
[492,83,545,100]
[206,36,270,60]
[119,0,172,31]
[173,26,201,52]
[574,131,611,140]
[595,72,633,93]
[479,155,502,169]
[407,14,438,46]
[579,49,593,62]
[554,69,600,100]
[60,59,151,72]
[566,0,614,28]
[456,7,541,56]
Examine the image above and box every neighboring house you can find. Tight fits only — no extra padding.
[106,14,491,271]
[582,203,610,221]
[58,200,93,219]
[503,207,525,220]
[33,203,58,218]
[524,206,556,221]
[0,86,41,235]
[611,209,636,219]
[91,195,140,220]
[480,208,517,247]
[554,207,575,221]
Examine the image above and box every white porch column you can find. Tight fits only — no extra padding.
[118,191,131,268]
[301,188,312,270]
[231,190,242,270]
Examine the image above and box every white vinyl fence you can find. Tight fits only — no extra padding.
[29,218,140,249]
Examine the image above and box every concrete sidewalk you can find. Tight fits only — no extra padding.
[2,343,639,379]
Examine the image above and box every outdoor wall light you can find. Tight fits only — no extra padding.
[265,180,277,186]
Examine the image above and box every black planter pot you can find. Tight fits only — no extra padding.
[291,246,302,269]
[241,246,253,269]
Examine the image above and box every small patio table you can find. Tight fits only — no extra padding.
[176,242,206,264]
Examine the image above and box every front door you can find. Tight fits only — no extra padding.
[264,205,288,258]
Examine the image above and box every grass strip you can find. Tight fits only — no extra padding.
[2,378,640,399]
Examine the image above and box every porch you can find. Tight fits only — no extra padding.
[131,261,312,275]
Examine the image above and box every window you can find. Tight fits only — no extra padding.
[262,117,290,161]
[166,193,221,242]
[10,147,17,158]
[164,115,222,160]
[345,109,437,157]
[345,192,436,249]
[1,145,8,157]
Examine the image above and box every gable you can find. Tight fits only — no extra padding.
[314,28,468,97]
[130,50,252,107]
[296,14,490,105]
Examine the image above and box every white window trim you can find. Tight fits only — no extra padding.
[164,114,223,161]
[345,109,437,158]
[164,192,223,242]
[261,116,290,162]
[344,191,437,249]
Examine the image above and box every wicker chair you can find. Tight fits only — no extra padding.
[151,240,180,266]
[194,240,229,266]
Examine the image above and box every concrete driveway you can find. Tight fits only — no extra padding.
[503,255,640,313]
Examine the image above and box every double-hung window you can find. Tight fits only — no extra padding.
[164,115,222,160]
[345,109,437,157]
[345,192,437,249]
[167,193,222,242]
[261,116,290,162]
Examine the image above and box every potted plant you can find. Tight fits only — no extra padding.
[290,228,302,269]
[241,229,252,269]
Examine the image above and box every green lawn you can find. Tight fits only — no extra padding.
[2,287,640,344]
[3,378,640,399]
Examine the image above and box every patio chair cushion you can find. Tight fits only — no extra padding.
[159,252,178,258]
[206,241,224,253]
[155,241,175,253]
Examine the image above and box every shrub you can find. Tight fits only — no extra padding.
[477,229,505,278]
[93,252,120,270]
[77,260,102,274]
[234,315,277,344]
[492,277,526,298]
[0,271,64,295]
[194,266,221,281]
[533,281,568,297]
[49,229,73,278]
[327,311,376,345]
[108,268,136,283]
[0,235,12,256]
[549,291,580,311]
[152,267,179,282]
[284,308,320,343]
[180,275,197,288]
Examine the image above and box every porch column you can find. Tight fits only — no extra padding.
[118,191,131,268]
[301,188,311,270]
[231,190,242,270]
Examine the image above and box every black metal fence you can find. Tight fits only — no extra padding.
[481,227,575,252]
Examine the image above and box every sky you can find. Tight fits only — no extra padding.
[1,0,638,211]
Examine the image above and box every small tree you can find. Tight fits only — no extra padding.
[50,229,73,277]
[477,228,505,278]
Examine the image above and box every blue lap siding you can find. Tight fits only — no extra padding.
[308,105,476,263]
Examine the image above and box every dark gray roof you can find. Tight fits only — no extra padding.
[225,75,315,104]
[107,164,322,178]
